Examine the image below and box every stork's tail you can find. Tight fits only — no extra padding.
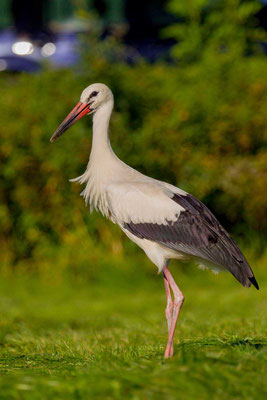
[233,258,259,290]
[248,275,259,290]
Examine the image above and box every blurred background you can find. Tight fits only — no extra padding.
[0,0,266,280]
[0,3,266,396]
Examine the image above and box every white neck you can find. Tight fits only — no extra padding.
[71,97,140,212]
[74,98,122,211]
[90,100,115,161]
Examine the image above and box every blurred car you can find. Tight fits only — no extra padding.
[0,29,79,72]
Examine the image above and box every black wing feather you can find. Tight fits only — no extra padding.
[124,192,258,289]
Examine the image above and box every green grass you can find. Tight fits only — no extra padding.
[0,256,266,400]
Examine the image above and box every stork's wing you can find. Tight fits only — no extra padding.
[106,181,258,289]
[106,181,185,225]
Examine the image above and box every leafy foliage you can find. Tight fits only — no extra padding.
[0,0,266,272]
[165,0,265,63]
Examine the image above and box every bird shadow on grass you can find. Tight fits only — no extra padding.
[166,337,266,365]
[229,339,264,350]
[174,337,265,352]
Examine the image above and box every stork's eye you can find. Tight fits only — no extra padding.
[89,91,98,99]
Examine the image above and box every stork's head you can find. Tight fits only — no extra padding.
[50,83,113,143]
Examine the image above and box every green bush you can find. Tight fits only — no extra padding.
[0,1,266,273]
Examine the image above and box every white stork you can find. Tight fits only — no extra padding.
[50,83,259,358]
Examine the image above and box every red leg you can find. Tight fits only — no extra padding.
[163,266,184,358]
[163,273,174,357]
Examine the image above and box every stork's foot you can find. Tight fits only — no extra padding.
[164,342,174,358]
[163,266,184,358]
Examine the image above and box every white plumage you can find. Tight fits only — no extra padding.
[50,83,259,358]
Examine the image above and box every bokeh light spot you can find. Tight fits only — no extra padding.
[0,59,7,71]
[12,41,34,56]
[41,43,56,57]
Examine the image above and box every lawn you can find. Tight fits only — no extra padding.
[0,253,266,400]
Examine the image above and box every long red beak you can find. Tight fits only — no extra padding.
[50,101,90,143]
